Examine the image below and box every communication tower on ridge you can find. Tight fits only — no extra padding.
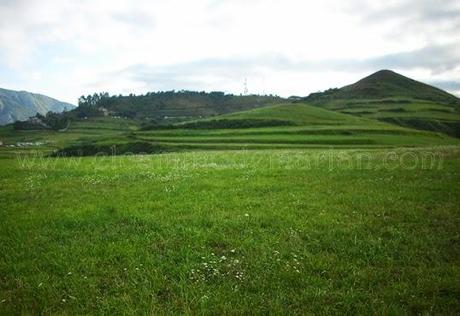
[243,78,248,95]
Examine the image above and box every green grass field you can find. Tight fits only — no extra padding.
[1,89,460,314]
[1,147,459,314]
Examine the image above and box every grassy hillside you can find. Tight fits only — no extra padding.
[336,99,460,137]
[306,70,459,104]
[304,70,460,137]
[131,103,458,152]
[2,103,450,157]
[201,102,368,125]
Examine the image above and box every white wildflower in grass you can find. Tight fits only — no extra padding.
[191,251,245,283]
[279,251,304,273]
[244,213,249,217]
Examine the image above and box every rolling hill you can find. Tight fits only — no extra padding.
[303,70,460,137]
[306,70,459,103]
[44,103,458,156]
[73,91,281,124]
[0,88,75,125]
[1,100,458,158]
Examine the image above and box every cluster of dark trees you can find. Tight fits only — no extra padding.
[41,112,70,130]
[303,88,340,102]
[78,92,110,107]
[14,112,70,131]
[75,92,111,118]
[77,91,239,108]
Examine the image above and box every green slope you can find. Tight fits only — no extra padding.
[304,70,460,137]
[127,103,459,153]
[2,97,459,158]
[206,102,368,125]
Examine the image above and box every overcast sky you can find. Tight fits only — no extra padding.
[0,0,459,104]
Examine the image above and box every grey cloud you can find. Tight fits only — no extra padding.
[0,0,27,8]
[429,80,460,93]
[350,0,460,25]
[347,0,460,41]
[288,43,460,74]
[359,43,460,73]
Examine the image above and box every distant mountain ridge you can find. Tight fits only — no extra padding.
[0,88,75,125]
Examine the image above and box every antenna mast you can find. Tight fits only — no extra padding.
[243,78,248,95]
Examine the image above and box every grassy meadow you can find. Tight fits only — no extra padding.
[0,94,459,314]
[0,146,459,314]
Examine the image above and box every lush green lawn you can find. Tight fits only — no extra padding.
[1,147,459,314]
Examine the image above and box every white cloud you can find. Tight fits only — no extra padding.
[0,0,458,103]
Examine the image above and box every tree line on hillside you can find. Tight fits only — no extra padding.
[74,90,281,119]
[13,90,281,130]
